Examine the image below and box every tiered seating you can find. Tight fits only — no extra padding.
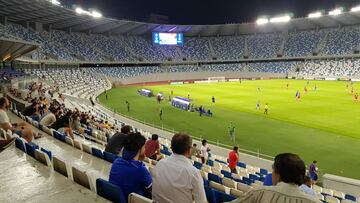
[284,30,324,57]
[203,63,244,72]
[248,61,299,73]
[248,33,282,58]
[88,66,162,79]
[0,68,27,80]
[210,36,245,60]
[323,26,360,56]
[300,59,360,78]
[23,68,109,99]
[180,38,211,61]
[126,36,166,62]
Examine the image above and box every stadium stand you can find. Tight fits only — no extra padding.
[299,59,360,78]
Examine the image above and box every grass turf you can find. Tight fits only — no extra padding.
[98,79,360,179]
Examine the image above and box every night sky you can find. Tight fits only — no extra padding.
[61,0,360,25]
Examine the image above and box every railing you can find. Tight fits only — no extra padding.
[99,102,274,160]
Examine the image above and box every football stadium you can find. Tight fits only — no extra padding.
[1,0,360,202]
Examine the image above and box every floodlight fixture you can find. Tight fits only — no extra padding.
[351,6,360,12]
[49,0,61,5]
[308,11,322,18]
[329,8,343,16]
[269,15,291,23]
[91,11,103,18]
[256,18,269,25]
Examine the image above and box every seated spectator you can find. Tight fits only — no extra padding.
[105,125,132,155]
[228,146,239,173]
[152,133,207,203]
[50,111,74,139]
[109,132,152,199]
[230,153,321,203]
[145,134,162,161]
[190,143,200,157]
[40,106,58,127]
[299,176,316,197]
[22,100,41,122]
[0,97,35,143]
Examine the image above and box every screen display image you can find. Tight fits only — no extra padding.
[153,32,183,46]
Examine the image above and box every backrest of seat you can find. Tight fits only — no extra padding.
[345,194,357,202]
[128,193,154,203]
[230,188,244,197]
[237,182,252,192]
[326,196,340,203]
[103,151,117,163]
[25,142,39,157]
[34,149,51,167]
[96,178,126,203]
[204,186,217,203]
[53,156,68,177]
[208,173,222,184]
[210,181,226,193]
[65,136,74,146]
[92,147,104,159]
[15,137,26,152]
[82,143,92,154]
[73,140,82,150]
[214,190,236,202]
[72,166,91,190]
[222,177,236,189]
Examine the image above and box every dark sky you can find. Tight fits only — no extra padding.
[62,0,360,25]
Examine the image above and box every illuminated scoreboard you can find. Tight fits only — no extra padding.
[153,32,183,46]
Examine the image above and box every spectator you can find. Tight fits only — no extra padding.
[152,133,207,203]
[228,146,239,173]
[309,160,318,184]
[22,100,41,122]
[230,153,321,203]
[105,125,132,155]
[200,139,210,164]
[50,111,74,139]
[0,97,35,143]
[190,143,199,157]
[145,134,162,161]
[109,132,152,199]
[300,176,316,197]
[40,106,58,127]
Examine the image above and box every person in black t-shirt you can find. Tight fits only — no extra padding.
[105,125,133,155]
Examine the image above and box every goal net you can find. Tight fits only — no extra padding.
[208,76,226,83]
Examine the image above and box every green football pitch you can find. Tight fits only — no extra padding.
[98,79,360,179]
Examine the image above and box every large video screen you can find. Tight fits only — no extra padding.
[153,32,183,46]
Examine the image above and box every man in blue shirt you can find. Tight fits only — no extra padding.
[109,132,152,199]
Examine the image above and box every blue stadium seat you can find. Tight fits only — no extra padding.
[41,148,52,160]
[208,159,214,167]
[204,186,217,203]
[92,148,104,159]
[193,161,203,170]
[345,194,357,202]
[15,138,26,152]
[249,174,260,181]
[25,142,39,158]
[260,168,268,175]
[221,170,232,179]
[96,178,126,203]
[237,162,246,168]
[203,179,210,187]
[214,190,236,202]
[103,151,117,163]
[208,173,222,184]
[53,131,66,142]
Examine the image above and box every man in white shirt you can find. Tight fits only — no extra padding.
[0,97,35,143]
[40,106,58,127]
[200,139,210,164]
[229,153,321,203]
[152,133,207,203]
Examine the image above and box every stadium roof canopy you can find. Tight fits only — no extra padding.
[2,0,360,37]
[0,38,38,61]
